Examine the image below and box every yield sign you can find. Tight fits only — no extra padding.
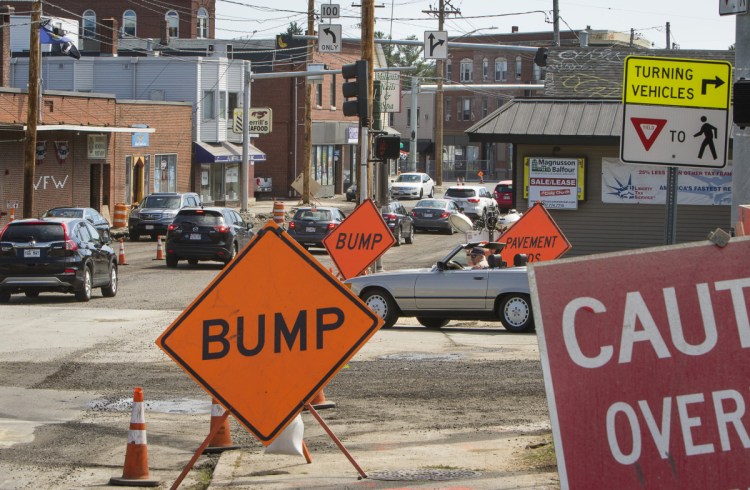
[323,199,396,279]
[156,221,382,443]
[630,117,667,151]
[498,203,571,263]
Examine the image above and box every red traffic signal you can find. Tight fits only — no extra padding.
[374,136,400,160]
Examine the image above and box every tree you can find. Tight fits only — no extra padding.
[285,22,304,36]
[374,32,435,80]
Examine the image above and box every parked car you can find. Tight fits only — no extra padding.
[165,207,254,268]
[410,198,464,234]
[43,207,111,241]
[344,242,533,332]
[286,206,346,249]
[381,201,414,246]
[128,192,201,241]
[390,172,435,200]
[497,209,523,230]
[493,180,514,211]
[444,185,498,221]
[0,217,118,302]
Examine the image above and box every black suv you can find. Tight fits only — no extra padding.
[0,218,118,302]
[128,192,201,241]
[165,207,254,267]
[381,201,414,246]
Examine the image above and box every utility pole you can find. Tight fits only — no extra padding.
[240,61,251,213]
[424,0,460,187]
[23,0,40,219]
[410,76,418,171]
[553,0,560,46]
[665,22,670,49]
[302,0,314,204]
[362,0,374,201]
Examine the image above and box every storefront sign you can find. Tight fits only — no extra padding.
[523,157,585,210]
[87,135,107,159]
[132,132,149,148]
[347,126,358,144]
[374,71,401,113]
[602,158,732,205]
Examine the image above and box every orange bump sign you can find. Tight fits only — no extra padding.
[156,221,382,444]
[498,203,571,264]
[323,199,396,279]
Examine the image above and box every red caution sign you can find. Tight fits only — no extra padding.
[323,199,396,279]
[498,202,571,264]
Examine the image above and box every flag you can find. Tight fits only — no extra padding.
[40,21,81,60]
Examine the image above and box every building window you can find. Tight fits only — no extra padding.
[219,91,227,118]
[458,97,471,121]
[154,154,177,193]
[166,11,179,38]
[515,56,522,80]
[312,145,335,186]
[197,7,209,39]
[460,58,473,82]
[482,97,488,118]
[445,96,451,121]
[316,83,323,107]
[122,10,136,37]
[82,10,96,39]
[495,57,507,81]
[482,58,489,81]
[406,107,421,127]
[446,60,452,81]
[330,74,336,108]
[202,90,215,120]
[497,97,504,110]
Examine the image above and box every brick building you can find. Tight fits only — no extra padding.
[0,89,193,228]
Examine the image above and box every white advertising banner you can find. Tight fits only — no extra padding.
[602,158,732,205]
[527,157,581,210]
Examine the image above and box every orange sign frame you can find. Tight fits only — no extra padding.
[498,202,571,264]
[323,199,396,279]
[156,221,382,443]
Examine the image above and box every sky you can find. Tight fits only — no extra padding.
[215,0,739,51]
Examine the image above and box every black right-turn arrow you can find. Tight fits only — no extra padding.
[702,76,725,95]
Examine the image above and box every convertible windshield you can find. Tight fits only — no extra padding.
[395,174,420,183]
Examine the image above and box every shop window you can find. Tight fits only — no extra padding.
[312,145,334,186]
[225,163,239,200]
[154,154,177,192]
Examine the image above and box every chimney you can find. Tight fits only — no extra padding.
[100,18,118,56]
[512,26,519,33]
[0,6,14,87]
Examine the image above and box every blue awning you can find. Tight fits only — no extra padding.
[194,141,266,164]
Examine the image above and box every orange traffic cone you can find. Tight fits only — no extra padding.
[118,238,129,266]
[308,389,336,410]
[153,236,164,260]
[109,387,160,487]
[203,398,240,454]
[8,208,14,222]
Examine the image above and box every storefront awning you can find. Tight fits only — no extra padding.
[194,141,266,163]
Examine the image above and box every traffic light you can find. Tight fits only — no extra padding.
[734,79,750,128]
[374,135,400,160]
[372,80,383,131]
[534,47,548,67]
[342,59,369,121]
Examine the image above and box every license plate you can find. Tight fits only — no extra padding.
[305,227,316,233]
[145,225,154,230]
[24,249,40,258]
[424,212,433,217]
[189,234,201,240]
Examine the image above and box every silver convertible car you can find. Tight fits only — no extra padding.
[344,243,534,333]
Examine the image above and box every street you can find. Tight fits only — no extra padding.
[0,196,557,489]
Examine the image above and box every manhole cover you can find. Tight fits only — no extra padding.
[368,469,482,481]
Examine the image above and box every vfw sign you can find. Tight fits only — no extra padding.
[530,237,750,489]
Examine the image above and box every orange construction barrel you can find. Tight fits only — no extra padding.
[272,200,285,225]
[113,203,129,228]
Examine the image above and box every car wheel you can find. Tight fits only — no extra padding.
[129,233,140,242]
[75,267,93,302]
[0,291,10,303]
[404,224,414,244]
[102,264,118,297]
[417,317,449,329]
[166,253,178,268]
[361,288,399,328]
[188,258,199,265]
[498,294,534,333]
[224,242,238,266]
[428,187,434,198]
[24,291,40,298]
[393,225,401,247]
[419,189,424,199]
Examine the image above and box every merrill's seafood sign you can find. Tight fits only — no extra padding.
[529,237,750,490]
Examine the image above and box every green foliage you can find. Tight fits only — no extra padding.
[285,22,304,36]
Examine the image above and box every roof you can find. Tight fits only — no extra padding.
[466,98,622,144]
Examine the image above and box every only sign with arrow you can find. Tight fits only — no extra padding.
[318,24,341,53]
[424,30,448,60]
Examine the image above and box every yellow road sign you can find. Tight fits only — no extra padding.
[623,56,732,109]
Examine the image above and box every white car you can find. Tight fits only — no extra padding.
[444,185,498,220]
[390,172,435,200]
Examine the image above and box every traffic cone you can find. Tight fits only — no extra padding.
[203,398,240,454]
[118,238,129,266]
[8,208,14,222]
[308,389,336,410]
[153,236,164,260]
[109,387,160,487]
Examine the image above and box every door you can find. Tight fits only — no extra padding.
[90,164,101,209]
[414,268,489,311]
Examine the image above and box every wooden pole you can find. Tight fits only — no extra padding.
[362,0,374,200]
[23,0,40,219]
[302,0,314,204]
[434,0,444,187]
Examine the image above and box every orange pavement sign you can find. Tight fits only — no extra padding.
[156,220,383,444]
[497,202,571,264]
[323,199,396,279]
